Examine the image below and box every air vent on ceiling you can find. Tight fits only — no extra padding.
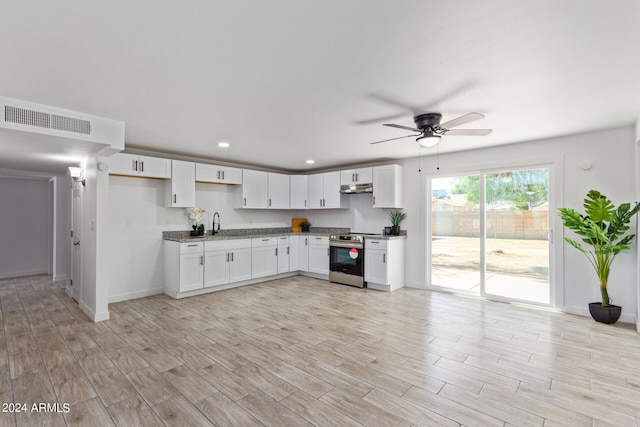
[4,105,92,135]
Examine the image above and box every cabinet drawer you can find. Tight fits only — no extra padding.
[365,239,387,249]
[252,237,278,247]
[205,239,251,251]
[181,242,204,254]
[309,235,328,245]
[277,236,289,244]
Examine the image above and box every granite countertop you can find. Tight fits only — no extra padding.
[163,227,351,243]
[163,227,407,243]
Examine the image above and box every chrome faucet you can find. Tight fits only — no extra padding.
[212,212,220,235]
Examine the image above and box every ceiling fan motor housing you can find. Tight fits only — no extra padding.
[413,113,442,130]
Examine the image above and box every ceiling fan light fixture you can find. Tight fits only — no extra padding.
[417,134,440,147]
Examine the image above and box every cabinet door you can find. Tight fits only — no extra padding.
[373,165,403,208]
[289,236,299,271]
[252,245,278,278]
[298,236,309,272]
[308,243,329,275]
[308,174,324,209]
[195,163,221,183]
[139,156,171,179]
[277,240,289,274]
[268,172,290,209]
[204,250,229,287]
[219,166,243,184]
[354,167,373,184]
[229,247,252,282]
[322,171,341,208]
[290,175,308,209]
[180,252,204,291]
[340,170,357,185]
[242,170,268,208]
[109,153,138,176]
[167,160,195,207]
[365,249,387,285]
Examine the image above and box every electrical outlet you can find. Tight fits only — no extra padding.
[126,219,133,228]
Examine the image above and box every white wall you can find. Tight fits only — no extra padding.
[0,177,51,278]
[396,126,638,322]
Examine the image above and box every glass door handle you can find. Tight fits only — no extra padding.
[546,229,553,242]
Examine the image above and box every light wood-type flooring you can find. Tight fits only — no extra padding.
[1,274,639,426]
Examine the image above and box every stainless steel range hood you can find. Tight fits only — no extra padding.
[340,183,373,194]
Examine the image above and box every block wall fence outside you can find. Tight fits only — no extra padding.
[432,210,549,239]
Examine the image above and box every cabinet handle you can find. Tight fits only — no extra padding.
[244,197,247,206]
[222,171,225,180]
[352,173,355,182]
[141,161,144,172]
[287,246,290,254]
[200,255,204,265]
[226,253,229,262]
[305,238,308,246]
[262,238,270,241]
[134,160,138,172]
[269,198,272,207]
[231,252,234,261]
[370,241,380,244]
[187,244,198,247]
[304,199,307,207]
[217,170,221,180]
[373,196,376,205]
[174,194,177,204]
[355,173,358,182]
[383,253,386,263]
[327,248,330,256]
[275,248,278,256]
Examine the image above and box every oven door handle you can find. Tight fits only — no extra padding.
[329,241,364,249]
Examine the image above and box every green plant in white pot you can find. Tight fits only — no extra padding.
[558,189,640,324]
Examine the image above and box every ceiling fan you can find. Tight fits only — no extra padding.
[370,112,492,147]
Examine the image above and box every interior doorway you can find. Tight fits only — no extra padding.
[428,166,553,305]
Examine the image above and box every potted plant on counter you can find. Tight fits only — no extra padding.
[187,207,206,236]
[300,220,311,232]
[558,189,640,324]
[388,210,406,236]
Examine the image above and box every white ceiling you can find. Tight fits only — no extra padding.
[1,0,640,174]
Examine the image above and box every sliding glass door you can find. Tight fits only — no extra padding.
[429,166,552,305]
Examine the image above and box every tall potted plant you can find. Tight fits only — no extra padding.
[388,211,406,236]
[558,189,640,324]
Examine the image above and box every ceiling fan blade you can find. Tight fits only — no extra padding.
[383,123,421,132]
[439,112,484,129]
[370,134,419,145]
[443,128,493,136]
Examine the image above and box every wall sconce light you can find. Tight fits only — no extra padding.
[69,166,85,186]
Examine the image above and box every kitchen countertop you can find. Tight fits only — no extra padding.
[163,227,407,243]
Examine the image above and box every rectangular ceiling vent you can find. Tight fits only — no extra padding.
[4,105,92,135]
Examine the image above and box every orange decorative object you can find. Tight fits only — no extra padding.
[291,218,308,233]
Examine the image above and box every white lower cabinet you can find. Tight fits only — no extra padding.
[308,235,329,275]
[277,236,290,274]
[204,239,251,287]
[252,237,278,279]
[289,235,309,272]
[364,238,405,291]
[164,241,204,295]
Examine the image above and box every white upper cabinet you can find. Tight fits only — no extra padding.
[238,169,268,208]
[109,153,171,179]
[373,164,403,209]
[268,172,290,209]
[340,167,373,185]
[308,171,344,209]
[165,160,196,207]
[195,163,242,184]
[237,170,291,209]
[290,175,308,209]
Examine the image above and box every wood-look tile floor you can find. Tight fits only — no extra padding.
[0,275,639,426]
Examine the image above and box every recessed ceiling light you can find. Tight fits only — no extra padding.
[305,160,315,164]
[218,141,230,148]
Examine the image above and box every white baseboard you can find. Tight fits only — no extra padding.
[80,300,110,323]
[0,269,48,279]
[108,288,163,304]
[404,280,426,289]
[53,274,67,281]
